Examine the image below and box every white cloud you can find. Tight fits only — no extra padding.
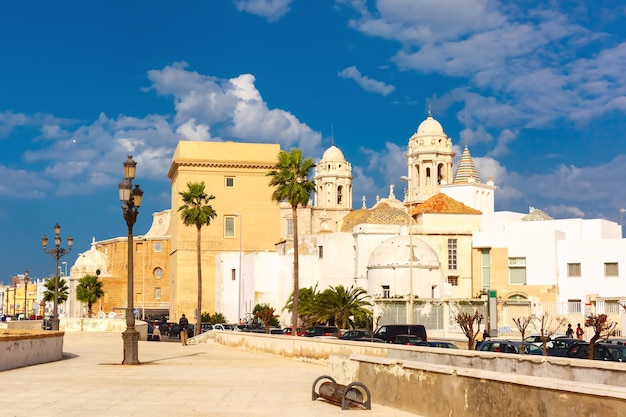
[233,0,293,22]
[338,66,395,96]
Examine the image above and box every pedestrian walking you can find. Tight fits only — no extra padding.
[179,314,189,346]
[152,323,161,341]
[565,323,574,338]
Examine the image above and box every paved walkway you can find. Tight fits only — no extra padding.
[3,332,421,417]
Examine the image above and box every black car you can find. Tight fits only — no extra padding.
[415,341,459,349]
[478,339,543,355]
[339,329,373,340]
[373,324,428,343]
[391,334,424,345]
[303,326,340,337]
[546,337,579,357]
[564,342,626,362]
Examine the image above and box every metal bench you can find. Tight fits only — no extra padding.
[312,375,371,410]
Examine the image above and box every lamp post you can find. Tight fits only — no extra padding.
[233,213,243,324]
[401,176,414,324]
[42,223,73,330]
[23,270,29,320]
[118,155,143,365]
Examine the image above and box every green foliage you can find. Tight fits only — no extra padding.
[43,277,69,304]
[283,285,320,329]
[284,285,373,330]
[178,181,217,230]
[315,285,372,330]
[253,303,280,330]
[201,312,228,324]
[76,274,104,318]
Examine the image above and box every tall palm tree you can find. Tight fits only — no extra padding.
[316,285,372,330]
[76,274,104,318]
[43,277,69,309]
[178,181,217,337]
[268,148,315,335]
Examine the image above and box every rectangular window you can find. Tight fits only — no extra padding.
[318,246,323,259]
[286,219,294,237]
[481,249,490,291]
[153,242,162,253]
[448,239,457,270]
[568,299,581,313]
[155,288,161,299]
[224,216,235,237]
[382,285,390,298]
[447,276,459,286]
[136,242,143,252]
[604,262,618,277]
[568,263,581,277]
[231,269,236,281]
[225,177,235,188]
[508,257,526,285]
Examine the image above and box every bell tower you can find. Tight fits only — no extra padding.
[405,112,455,204]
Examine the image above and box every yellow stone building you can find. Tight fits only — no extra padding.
[167,141,281,321]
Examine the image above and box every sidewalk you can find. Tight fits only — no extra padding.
[3,332,421,417]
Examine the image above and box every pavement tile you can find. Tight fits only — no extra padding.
[2,332,421,417]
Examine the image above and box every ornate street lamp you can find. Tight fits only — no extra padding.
[42,223,73,330]
[118,155,143,365]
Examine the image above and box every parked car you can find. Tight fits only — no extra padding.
[391,334,424,345]
[546,337,580,357]
[349,337,387,343]
[339,329,373,340]
[373,324,428,343]
[564,342,626,362]
[478,339,543,355]
[283,327,306,336]
[524,335,555,346]
[303,326,340,338]
[167,323,195,338]
[415,341,459,349]
[213,323,235,331]
[200,323,213,333]
[597,338,626,346]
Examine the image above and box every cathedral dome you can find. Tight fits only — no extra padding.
[72,238,108,276]
[321,145,346,162]
[367,235,440,269]
[417,114,445,136]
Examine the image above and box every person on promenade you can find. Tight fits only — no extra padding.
[179,314,189,346]
[565,323,574,338]
[152,323,161,341]
[576,323,584,340]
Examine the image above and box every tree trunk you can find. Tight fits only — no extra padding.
[196,225,203,338]
[291,205,299,336]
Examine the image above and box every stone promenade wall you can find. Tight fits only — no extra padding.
[204,331,626,416]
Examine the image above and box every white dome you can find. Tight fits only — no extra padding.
[72,239,108,275]
[368,235,440,269]
[321,145,346,162]
[417,114,444,136]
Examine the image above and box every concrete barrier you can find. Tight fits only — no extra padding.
[0,329,64,371]
[203,331,626,416]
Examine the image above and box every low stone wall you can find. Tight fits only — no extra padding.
[204,331,626,415]
[0,330,64,371]
[330,354,626,417]
[61,318,148,340]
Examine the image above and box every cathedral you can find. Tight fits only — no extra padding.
[67,113,626,335]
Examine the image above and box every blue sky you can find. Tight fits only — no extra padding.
[2,0,626,283]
